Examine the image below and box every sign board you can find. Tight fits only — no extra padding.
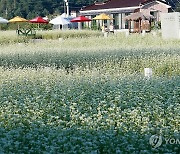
[161,12,180,39]
[144,68,152,79]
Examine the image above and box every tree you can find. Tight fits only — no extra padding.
[175,2,180,12]
[0,0,156,19]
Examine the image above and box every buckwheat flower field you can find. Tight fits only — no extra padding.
[0,30,179,153]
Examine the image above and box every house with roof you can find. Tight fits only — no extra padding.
[80,0,171,30]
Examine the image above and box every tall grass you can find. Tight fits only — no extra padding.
[38,29,102,39]
[0,31,29,44]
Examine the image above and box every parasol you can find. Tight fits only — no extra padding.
[70,16,91,22]
[9,16,28,29]
[93,13,113,29]
[29,16,49,29]
[93,13,113,20]
[124,12,154,21]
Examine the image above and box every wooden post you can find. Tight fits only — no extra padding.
[139,19,142,33]
[128,20,131,33]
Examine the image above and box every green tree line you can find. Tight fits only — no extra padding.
[0,0,104,19]
[0,0,179,19]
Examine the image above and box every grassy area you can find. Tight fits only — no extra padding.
[0,30,179,153]
[0,30,102,44]
[0,31,179,76]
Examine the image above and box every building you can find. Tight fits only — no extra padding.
[80,0,171,30]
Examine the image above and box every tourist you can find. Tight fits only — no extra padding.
[109,22,114,33]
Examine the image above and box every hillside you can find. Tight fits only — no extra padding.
[0,0,101,19]
[0,0,179,19]
[166,0,179,9]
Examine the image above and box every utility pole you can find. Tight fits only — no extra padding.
[64,0,69,17]
[5,8,8,18]
[64,1,66,15]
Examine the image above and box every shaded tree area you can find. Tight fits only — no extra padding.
[0,0,179,19]
[0,0,104,19]
[166,0,180,10]
[175,1,180,12]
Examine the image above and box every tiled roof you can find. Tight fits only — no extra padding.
[82,0,148,11]
[81,0,170,11]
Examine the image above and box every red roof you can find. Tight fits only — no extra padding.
[82,0,152,11]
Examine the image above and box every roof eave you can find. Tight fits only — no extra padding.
[80,6,140,15]
[142,0,171,9]
[156,1,171,8]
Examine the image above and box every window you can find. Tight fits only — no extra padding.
[113,13,119,29]
[125,13,130,29]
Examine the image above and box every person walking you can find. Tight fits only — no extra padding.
[101,25,105,33]
[109,22,114,33]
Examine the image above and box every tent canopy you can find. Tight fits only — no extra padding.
[50,16,70,25]
[61,13,68,18]
[0,17,8,24]
[61,13,74,21]
[124,12,154,21]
